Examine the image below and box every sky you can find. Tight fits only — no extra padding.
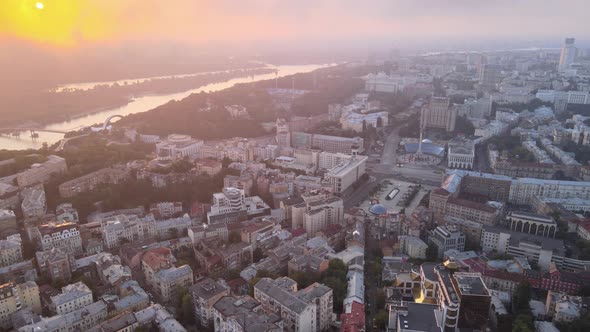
[1,0,589,48]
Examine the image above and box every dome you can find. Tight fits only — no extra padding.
[369,204,387,215]
[443,258,460,270]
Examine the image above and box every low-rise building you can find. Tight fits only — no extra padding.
[58,167,129,198]
[212,295,283,332]
[20,185,46,219]
[17,300,107,332]
[448,138,475,170]
[507,211,557,238]
[16,155,67,187]
[51,281,93,315]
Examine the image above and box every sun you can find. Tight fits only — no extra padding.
[35,2,44,10]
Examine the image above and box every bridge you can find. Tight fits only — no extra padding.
[0,128,70,134]
[92,114,124,131]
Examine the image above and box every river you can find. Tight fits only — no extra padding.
[0,64,330,151]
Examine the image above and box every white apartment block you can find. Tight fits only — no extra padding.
[16,155,67,187]
[51,281,93,315]
[325,156,367,193]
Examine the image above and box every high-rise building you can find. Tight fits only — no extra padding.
[421,97,456,132]
[479,64,502,91]
[559,38,577,72]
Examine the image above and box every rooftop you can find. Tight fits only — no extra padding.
[453,273,489,296]
[398,302,440,332]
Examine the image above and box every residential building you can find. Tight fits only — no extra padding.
[396,302,441,332]
[559,38,577,71]
[207,187,270,224]
[0,209,17,237]
[0,281,40,330]
[16,155,67,187]
[102,214,155,249]
[0,234,23,268]
[188,223,229,244]
[190,278,230,328]
[429,225,466,259]
[20,185,46,219]
[17,300,107,332]
[34,222,83,256]
[399,236,428,259]
[325,156,367,194]
[58,167,129,198]
[55,203,79,224]
[291,132,364,154]
[35,247,73,282]
[421,97,456,132]
[195,158,223,176]
[51,281,93,315]
[546,291,583,322]
[149,201,183,219]
[212,295,283,332]
[254,277,333,332]
[479,64,502,90]
[142,247,193,303]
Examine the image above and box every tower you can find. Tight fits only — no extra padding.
[559,37,577,72]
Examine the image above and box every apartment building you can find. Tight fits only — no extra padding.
[17,300,107,332]
[16,155,67,187]
[58,167,129,198]
[0,281,41,330]
[0,234,23,268]
[324,156,367,194]
[254,277,331,332]
[51,281,93,315]
[190,278,230,327]
[141,247,193,303]
[34,222,83,256]
[207,187,270,224]
[102,214,155,249]
[188,223,229,244]
[20,185,46,219]
[212,295,283,332]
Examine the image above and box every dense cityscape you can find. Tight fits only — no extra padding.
[2,2,590,332]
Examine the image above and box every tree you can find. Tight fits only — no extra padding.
[180,293,195,325]
[374,310,389,330]
[253,247,265,263]
[512,281,532,314]
[512,314,534,332]
[228,231,241,244]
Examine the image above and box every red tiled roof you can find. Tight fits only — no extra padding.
[142,247,172,271]
[340,301,365,332]
[290,227,306,238]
